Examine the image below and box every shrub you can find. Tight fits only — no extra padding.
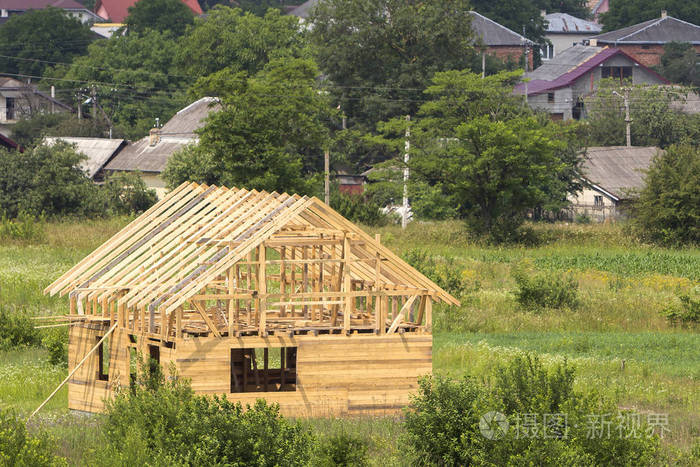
[101,172,158,215]
[41,327,68,366]
[631,144,700,245]
[404,354,659,466]
[662,294,700,326]
[0,211,45,242]
[99,361,313,466]
[0,408,66,466]
[0,305,39,350]
[315,432,369,466]
[512,267,579,310]
[330,190,390,227]
[402,249,469,295]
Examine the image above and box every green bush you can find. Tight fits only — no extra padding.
[404,354,659,466]
[0,408,66,466]
[315,432,369,466]
[631,144,699,245]
[330,190,390,227]
[99,361,313,466]
[0,305,39,350]
[662,294,700,326]
[512,267,579,310]
[102,172,158,215]
[0,211,46,242]
[402,249,471,295]
[41,327,68,366]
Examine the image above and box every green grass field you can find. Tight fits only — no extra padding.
[1,219,698,465]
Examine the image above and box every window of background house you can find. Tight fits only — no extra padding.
[548,92,555,103]
[594,195,604,207]
[231,347,297,393]
[97,335,110,381]
[5,97,15,121]
[601,66,632,82]
[540,44,554,60]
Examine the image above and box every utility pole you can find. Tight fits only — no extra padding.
[324,149,330,205]
[91,86,97,129]
[401,115,410,229]
[77,91,82,120]
[623,88,631,147]
[50,86,55,114]
[481,51,486,79]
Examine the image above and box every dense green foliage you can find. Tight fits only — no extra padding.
[56,30,187,140]
[0,409,66,466]
[125,0,195,36]
[584,81,700,148]
[0,305,39,351]
[10,114,112,148]
[402,249,468,295]
[600,0,700,31]
[329,191,389,227]
[404,355,658,466]
[0,143,156,219]
[0,211,46,242]
[512,267,580,310]
[164,58,332,195]
[176,7,305,80]
[309,0,481,127]
[662,294,700,326]
[630,145,700,245]
[0,8,93,77]
[658,42,700,87]
[315,433,369,467]
[100,362,313,466]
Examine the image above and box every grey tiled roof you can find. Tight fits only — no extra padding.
[583,146,660,199]
[588,16,700,44]
[545,13,601,34]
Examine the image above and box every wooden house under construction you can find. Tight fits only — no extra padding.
[44,183,459,416]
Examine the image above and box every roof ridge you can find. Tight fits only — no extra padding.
[617,16,664,41]
[565,45,608,74]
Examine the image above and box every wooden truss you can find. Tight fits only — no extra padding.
[45,183,459,341]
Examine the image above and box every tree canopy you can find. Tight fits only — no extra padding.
[126,0,195,36]
[176,7,305,79]
[658,42,700,87]
[309,0,481,128]
[164,58,334,195]
[600,0,700,31]
[0,8,93,77]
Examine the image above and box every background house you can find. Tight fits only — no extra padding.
[0,77,73,137]
[587,0,609,22]
[568,146,659,221]
[94,0,202,22]
[584,12,700,67]
[0,0,104,24]
[104,97,220,197]
[44,137,126,181]
[515,46,667,120]
[543,12,601,60]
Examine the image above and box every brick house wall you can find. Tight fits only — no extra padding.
[606,44,700,67]
[486,46,534,71]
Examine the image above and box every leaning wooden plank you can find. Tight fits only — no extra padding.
[192,301,221,338]
[387,295,418,334]
[29,322,117,419]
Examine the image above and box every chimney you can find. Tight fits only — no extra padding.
[661,10,667,18]
[541,10,546,17]
[149,128,160,146]
[589,38,597,47]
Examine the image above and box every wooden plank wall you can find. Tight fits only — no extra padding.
[175,334,432,417]
[67,324,129,412]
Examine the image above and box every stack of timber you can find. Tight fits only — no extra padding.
[43,182,459,416]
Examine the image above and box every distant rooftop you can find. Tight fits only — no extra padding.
[587,14,700,45]
[583,146,660,200]
[545,12,601,34]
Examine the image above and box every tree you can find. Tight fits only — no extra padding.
[126,0,195,36]
[631,145,700,245]
[57,30,188,139]
[373,70,584,236]
[163,58,335,195]
[541,0,591,18]
[176,7,305,80]
[658,42,700,87]
[600,0,700,31]
[309,0,480,128]
[11,114,112,148]
[0,8,93,77]
[584,81,700,148]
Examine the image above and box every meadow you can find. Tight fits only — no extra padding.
[0,219,698,465]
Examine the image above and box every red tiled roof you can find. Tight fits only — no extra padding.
[94,0,203,23]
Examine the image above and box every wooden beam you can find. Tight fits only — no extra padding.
[192,301,222,338]
[258,245,267,336]
[387,295,418,333]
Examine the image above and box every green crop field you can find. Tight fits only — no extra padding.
[1,219,698,465]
